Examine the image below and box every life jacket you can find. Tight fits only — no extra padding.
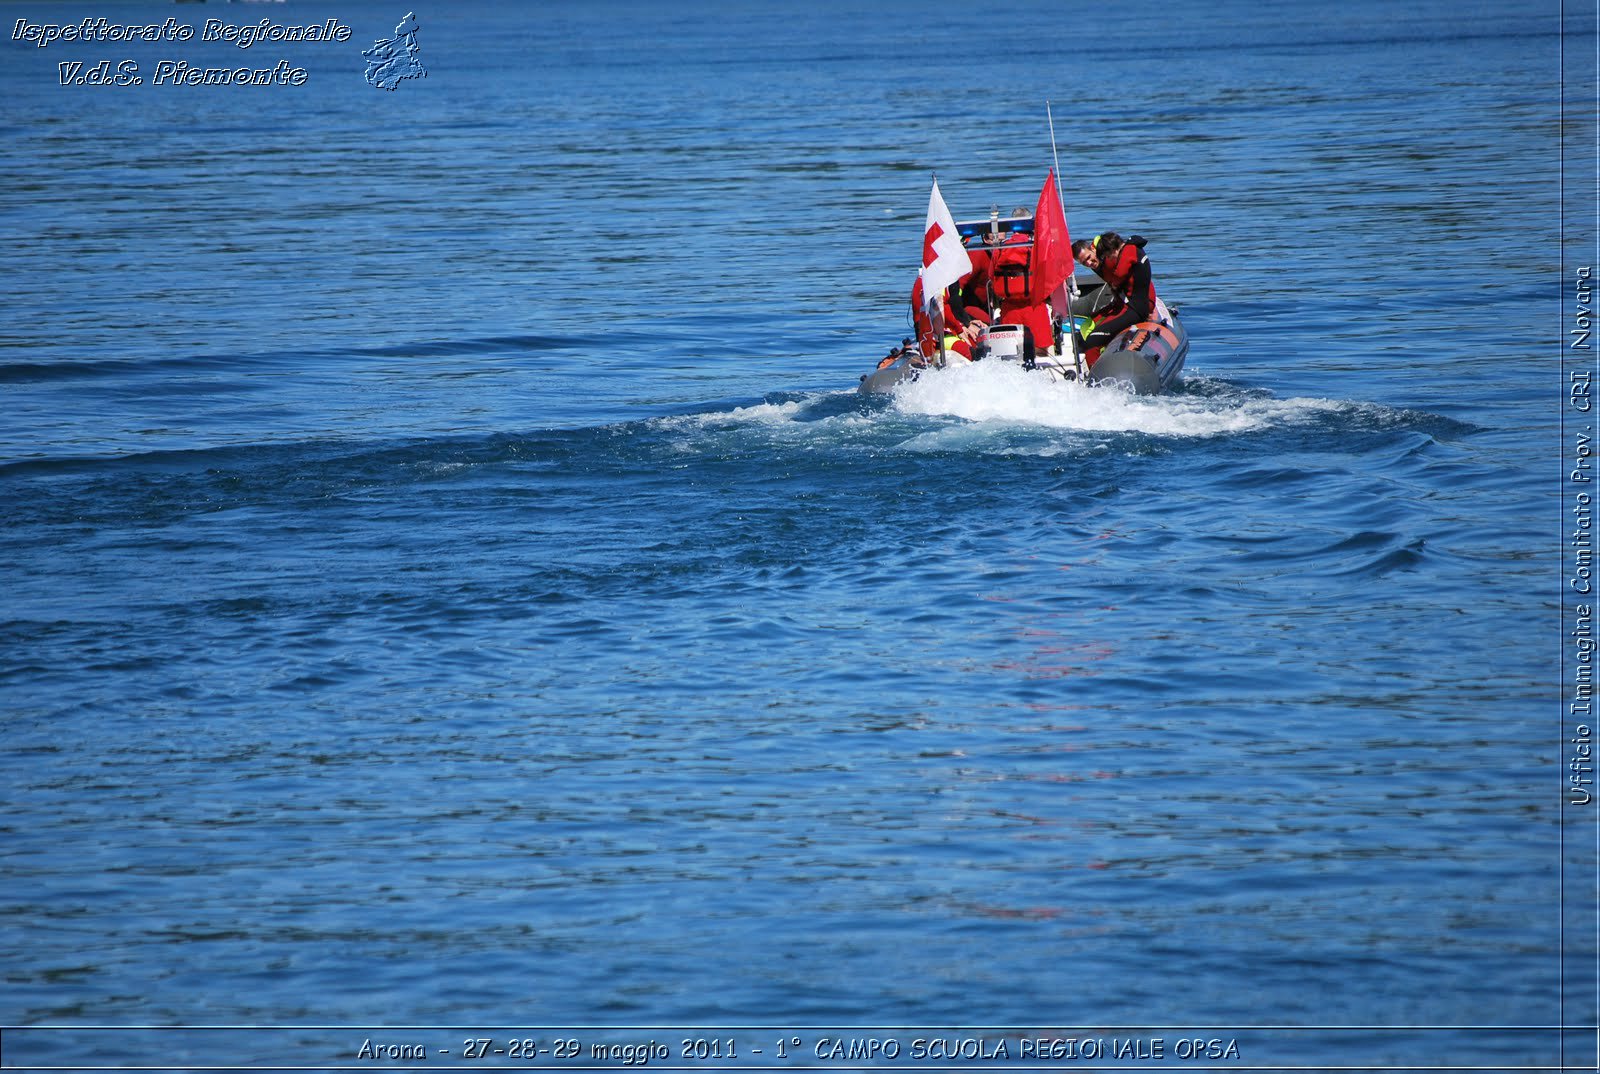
[1097,239,1158,314]
[990,234,1033,306]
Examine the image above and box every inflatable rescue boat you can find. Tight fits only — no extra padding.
[858,214,1188,396]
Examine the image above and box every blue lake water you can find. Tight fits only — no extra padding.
[0,0,1594,1070]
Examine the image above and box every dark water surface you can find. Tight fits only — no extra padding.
[0,0,1590,1069]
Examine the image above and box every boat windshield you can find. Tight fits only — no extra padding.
[955,217,1034,250]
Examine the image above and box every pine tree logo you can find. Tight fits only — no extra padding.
[363,12,426,91]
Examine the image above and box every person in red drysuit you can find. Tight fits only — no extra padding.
[989,228,1055,355]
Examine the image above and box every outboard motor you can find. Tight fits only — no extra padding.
[974,324,1035,367]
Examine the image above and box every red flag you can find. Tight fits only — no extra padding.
[1028,169,1072,306]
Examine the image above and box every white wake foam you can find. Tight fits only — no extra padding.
[889,360,1345,439]
[649,363,1360,460]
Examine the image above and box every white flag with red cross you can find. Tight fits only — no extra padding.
[916,179,972,317]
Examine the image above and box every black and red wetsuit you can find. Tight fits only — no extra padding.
[1082,238,1158,353]
[951,248,992,326]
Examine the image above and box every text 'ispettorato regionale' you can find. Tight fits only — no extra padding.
[12,17,355,88]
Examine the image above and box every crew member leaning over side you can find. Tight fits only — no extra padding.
[1072,232,1162,362]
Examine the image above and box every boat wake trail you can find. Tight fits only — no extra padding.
[646,360,1436,466]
